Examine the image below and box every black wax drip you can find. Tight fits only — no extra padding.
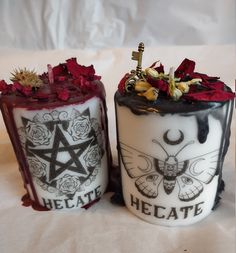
[195,114,209,143]
[212,179,225,210]
[115,91,223,114]
[212,100,234,209]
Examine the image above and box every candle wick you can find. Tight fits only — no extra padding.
[47,64,54,84]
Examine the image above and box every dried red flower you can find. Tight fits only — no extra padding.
[175,58,195,79]
[66,58,95,79]
[57,88,69,101]
[149,61,165,73]
[191,72,219,83]
[79,76,97,92]
[12,82,33,97]
[52,64,67,77]
[184,89,235,102]
[22,86,33,96]
[0,80,11,94]
[201,81,225,90]
[155,63,165,74]
[118,73,130,94]
[148,78,168,93]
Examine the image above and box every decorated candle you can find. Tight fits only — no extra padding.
[114,43,235,226]
[0,58,110,210]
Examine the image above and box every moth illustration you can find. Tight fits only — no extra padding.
[120,140,219,201]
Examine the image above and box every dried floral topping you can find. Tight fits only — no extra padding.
[0,58,102,102]
[118,43,235,102]
[66,58,100,80]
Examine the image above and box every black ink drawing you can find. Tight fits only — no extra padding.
[163,130,184,145]
[18,108,104,198]
[120,133,219,201]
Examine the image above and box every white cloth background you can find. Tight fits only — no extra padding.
[0,0,235,49]
[0,1,235,253]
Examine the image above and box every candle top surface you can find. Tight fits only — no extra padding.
[0,58,105,109]
[116,43,235,114]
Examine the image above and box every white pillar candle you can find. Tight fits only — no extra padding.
[0,58,110,210]
[114,49,234,225]
[115,94,233,225]
[13,97,108,210]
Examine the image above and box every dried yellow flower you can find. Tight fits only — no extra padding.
[188,78,202,85]
[138,87,159,101]
[11,68,42,88]
[176,82,190,93]
[145,68,159,79]
[135,80,152,92]
[171,88,182,101]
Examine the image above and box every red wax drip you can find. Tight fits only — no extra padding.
[21,194,101,211]
[21,194,50,211]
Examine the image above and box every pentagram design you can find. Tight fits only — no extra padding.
[29,125,92,182]
[19,108,105,197]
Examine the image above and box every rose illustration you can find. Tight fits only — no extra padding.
[57,174,80,195]
[91,119,101,136]
[84,145,102,167]
[68,115,92,140]
[25,121,52,146]
[91,118,103,145]
[27,156,46,178]
[84,168,99,186]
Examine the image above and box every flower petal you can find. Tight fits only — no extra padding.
[175,58,195,79]
[66,58,95,79]
[148,79,169,93]
[57,88,70,101]
[184,90,235,102]
[118,73,130,94]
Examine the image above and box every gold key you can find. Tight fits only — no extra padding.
[131,42,144,78]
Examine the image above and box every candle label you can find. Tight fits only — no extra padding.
[120,138,218,202]
[17,106,106,200]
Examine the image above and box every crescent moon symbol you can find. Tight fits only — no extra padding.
[163,130,184,145]
[138,155,152,172]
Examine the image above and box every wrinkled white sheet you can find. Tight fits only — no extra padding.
[0,0,235,49]
[0,45,235,253]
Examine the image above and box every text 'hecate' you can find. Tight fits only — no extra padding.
[130,194,204,220]
[42,185,102,209]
